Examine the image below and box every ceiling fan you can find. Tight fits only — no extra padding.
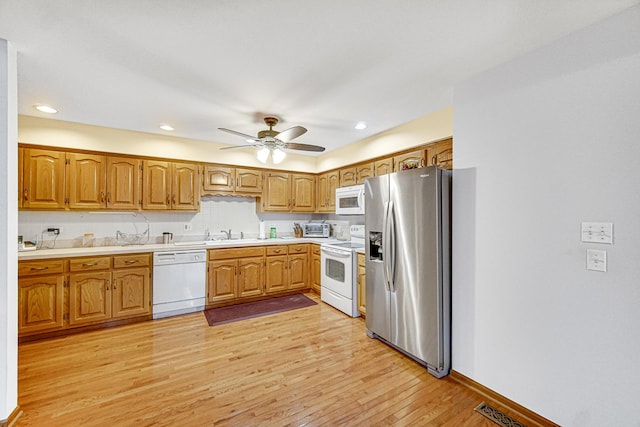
[219,117,325,164]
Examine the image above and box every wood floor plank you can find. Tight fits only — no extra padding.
[17,293,498,426]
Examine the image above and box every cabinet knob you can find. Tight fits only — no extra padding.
[23,188,28,201]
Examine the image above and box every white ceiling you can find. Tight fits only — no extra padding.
[1,1,638,155]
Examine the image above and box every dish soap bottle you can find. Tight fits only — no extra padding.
[270,226,277,239]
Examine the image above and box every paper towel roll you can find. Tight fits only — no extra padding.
[259,221,266,239]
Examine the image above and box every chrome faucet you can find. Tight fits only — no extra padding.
[221,229,231,240]
[240,231,244,240]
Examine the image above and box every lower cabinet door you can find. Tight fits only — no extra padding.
[207,260,237,303]
[237,257,264,298]
[288,254,308,290]
[112,267,151,318]
[265,255,288,293]
[18,275,65,335]
[69,271,112,325]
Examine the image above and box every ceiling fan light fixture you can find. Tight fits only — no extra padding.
[272,148,286,164]
[256,147,270,163]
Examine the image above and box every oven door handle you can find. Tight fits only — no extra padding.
[321,247,352,258]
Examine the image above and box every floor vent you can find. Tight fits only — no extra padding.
[475,402,525,427]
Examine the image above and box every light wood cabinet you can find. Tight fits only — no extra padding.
[18,147,23,208]
[357,253,366,317]
[290,173,315,212]
[393,149,427,171]
[356,163,374,184]
[18,259,66,336]
[340,167,357,187]
[203,165,263,196]
[106,156,141,210]
[18,253,151,338]
[374,158,393,176]
[261,172,315,212]
[67,153,107,210]
[317,170,339,212]
[142,160,200,211]
[207,247,265,303]
[265,244,309,293]
[311,245,321,294]
[22,148,66,209]
[427,138,453,170]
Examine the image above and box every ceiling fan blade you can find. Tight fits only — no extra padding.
[219,144,258,150]
[218,127,258,141]
[284,142,326,152]
[275,126,307,143]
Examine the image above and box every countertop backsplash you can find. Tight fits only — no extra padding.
[18,197,366,250]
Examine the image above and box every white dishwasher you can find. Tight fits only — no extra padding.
[153,250,206,319]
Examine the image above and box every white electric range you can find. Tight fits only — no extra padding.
[320,225,365,317]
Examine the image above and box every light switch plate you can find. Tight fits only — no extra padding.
[581,222,613,244]
[586,249,607,272]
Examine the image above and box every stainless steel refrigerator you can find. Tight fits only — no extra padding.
[365,166,451,378]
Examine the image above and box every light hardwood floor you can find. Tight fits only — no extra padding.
[17,293,497,426]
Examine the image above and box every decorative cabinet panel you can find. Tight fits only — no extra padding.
[207,260,237,303]
[340,167,357,187]
[22,148,66,209]
[374,158,393,176]
[67,153,107,210]
[18,272,65,335]
[237,257,264,298]
[18,147,23,208]
[356,163,374,184]
[235,168,263,194]
[142,160,200,211]
[68,270,112,326]
[317,170,339,213]
[111,267,150,318]
[265,255,288,294]
[288,253,308,290]
[290,173,315,212]
[106,156,141,210]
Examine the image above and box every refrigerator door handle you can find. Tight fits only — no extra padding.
[382,200,391,292]
[388,200,397,292]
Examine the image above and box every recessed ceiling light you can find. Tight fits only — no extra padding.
[355,121,367,130]
[34,104,58,114]
[159,124,175,131]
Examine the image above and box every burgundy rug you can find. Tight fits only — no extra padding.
[204,294,317,326]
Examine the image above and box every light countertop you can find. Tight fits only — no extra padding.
[18,237,339,260]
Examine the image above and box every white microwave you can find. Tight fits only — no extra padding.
[335,184,365,215]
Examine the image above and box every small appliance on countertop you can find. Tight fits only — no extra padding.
[302,221,331,238]
[18,235,37,252]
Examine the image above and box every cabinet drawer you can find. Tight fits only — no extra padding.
[113,253,151,269]
[209,247,265,260]
[69,256,111,272]
[266,245,288,256]
[18,259,65,277]
[288,244,308,254]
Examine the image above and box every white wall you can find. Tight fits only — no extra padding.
[0,38,18,422]
[452,6,640,426]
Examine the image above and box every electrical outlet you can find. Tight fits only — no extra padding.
[46,227,62,235]
[184,224,193,231]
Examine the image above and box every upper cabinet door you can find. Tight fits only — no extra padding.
[291,173,315,212]
[317,173,329,212]
[235,168,263,194]
[106,156,141,210]
[203,165,234,193]
[262,172,291,212]
[18,147,24,208]
[393,149,426,171]
[171,162,200,211]
[427,138,453,170]
[340,167,357,187]
[374,158,393,176]
[67,153,107,210]
[142,160,171,210]
[22,148,66,210]
[326,171,339,211]
[356,162,374,184]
